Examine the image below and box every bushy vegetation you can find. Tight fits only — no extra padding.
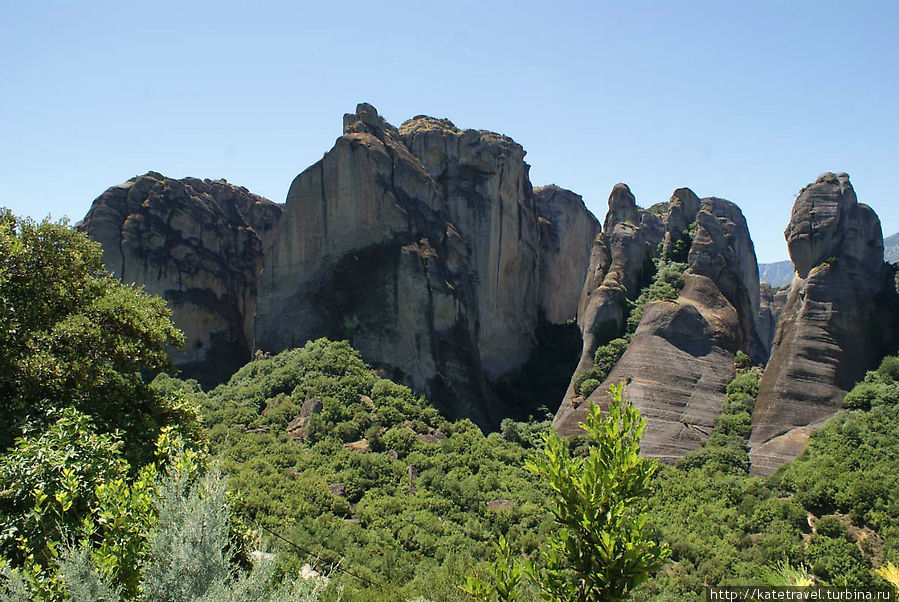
[574,258,685,396]
[0,214,208,599]
[181,339,556,600]
[624,260,685,335]
[466,385,668,601]
[0,211,192,461]
[633,355,899,599]
[3,212,898,600]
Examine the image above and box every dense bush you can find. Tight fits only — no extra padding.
[624,260,685,335]
[0,211,189,460]
[186,340,555,600]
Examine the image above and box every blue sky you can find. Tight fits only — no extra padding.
[1,0,896,262]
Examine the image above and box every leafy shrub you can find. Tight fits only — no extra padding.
[877,356,899,382]
[0,210,187,459]
[594,337,629,378]
[625,260,686,335]
[733,351,752,371]
[525,384,669,601]
[578,378,601,397]
[814,515,846,539]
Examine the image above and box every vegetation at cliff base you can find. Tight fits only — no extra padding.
[2,213,898,601]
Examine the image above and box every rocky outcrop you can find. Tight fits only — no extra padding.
[255,104,597,424]
[758,282,789,354]
[535,186,601,324]
[565,184,665,396]
[749,173,898,474]
[78,172,282,386]
[555,190,766,462]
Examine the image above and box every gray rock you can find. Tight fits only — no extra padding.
[749,173,898,475]
[255,104,597,425]
[535,185,601,324]
[78,172,281,386]
[555,191,766,463]
[554,184,663,429]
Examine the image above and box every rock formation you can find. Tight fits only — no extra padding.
[749,173,898,475]
[78,172,282,386]
[757,282,789,354]
[254,104,597,424]
[535,185,601,324]
[567,184,666,396]
[554,188,766,462]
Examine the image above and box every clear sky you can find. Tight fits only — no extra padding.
[1,0,897,262]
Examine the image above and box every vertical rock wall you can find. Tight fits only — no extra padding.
[255,104,598,423]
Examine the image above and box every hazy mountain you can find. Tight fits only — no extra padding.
[886,232,899,263]
[757,260,794,288]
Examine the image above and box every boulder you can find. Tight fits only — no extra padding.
[749,173,898,474]
[77,172,281,386]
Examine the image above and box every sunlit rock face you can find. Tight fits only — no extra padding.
[535,185,601,325]
[78,172,282,387]
[255,104,597,424]
[554,188,766,463]
[750,173,898,475]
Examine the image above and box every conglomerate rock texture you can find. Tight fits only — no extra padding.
[255,104,597,424]
[554,188,766,462]
[78,172,282,386]
[749,173,898,474]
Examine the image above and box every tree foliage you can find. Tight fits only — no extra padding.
[0,210,187,457]
[525,385,669,601]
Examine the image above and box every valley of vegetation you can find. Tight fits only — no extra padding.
[2,213,898,601]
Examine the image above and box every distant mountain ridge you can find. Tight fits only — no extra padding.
[886,232,899,263]
[758,232,899,287]
[758,260,794,288]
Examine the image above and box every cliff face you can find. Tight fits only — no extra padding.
[757,283,788,355]
[535,186,601,324]
[554,188,766,462]
[78,172,282,386]
[254,104,597,423]
[749,173,898,475]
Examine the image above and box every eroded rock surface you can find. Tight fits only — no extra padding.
[78,172,282,386]
[255,104,597,424]
[563,184,665,404]
[749,173,898,474]
[555,190,766,462]
[535,185,601,324]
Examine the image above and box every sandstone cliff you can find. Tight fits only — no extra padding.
[554,188,766,462]
[535,185,601,324]
[749,173,898,475]
[567,184,665,393]
[757,282,789,355]
[78,172,282,386]
[254,104,597,424]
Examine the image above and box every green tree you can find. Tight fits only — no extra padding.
[0,210,186,457]
[525,384,669,601]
